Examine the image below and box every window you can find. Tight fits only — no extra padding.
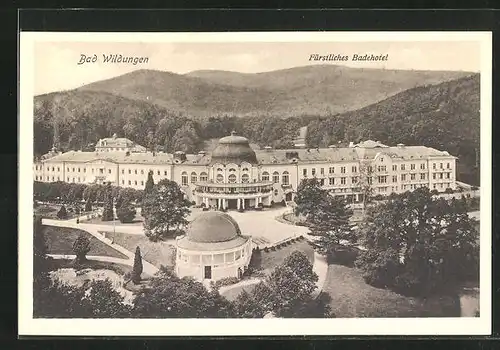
[191,172,197,183]
[217,168,223,172]
[329,167,335,174]
[420,163,425,170]
[72,168,75,172]
[57,167,60,172]
[128,169,131,174]
[135,170,138,174]
[164,171,168,176]
[446,173,450,179]
[282,171,289,185]
[273,171,280,183]
[78,167,80,172]
[99,169,104,174]
[229,168,236,172]
[122,169,124,174]
[274,190,279,196]
[181,172,188,186]
[135,180,137,185]
[228,174,237,183]
[67,177,69,182]
[312,168,316,176]
[447,163,450,169]
[440,163,443,169]
[216,174,224,183]
[262,172,270,181]
[141,181,144,186]
[401,164,406,171]
[320,168,324,175]
[320,179,325,186]
[303,169,307,177]
[329,178,335,185]
[393,165,397,171]
[401,174,406,181]
[410,164,415,170]
[200,172,208,182]
[72,178,75,183]
[341,167,346,174]
[433,163,436,170]
[92,169,94,174]
[410,174,416,180]
[392,175,397,182]
[377,166,387,172]
[378,176,387,183]
[52,176,55,181]
[128,180,131,185]
[242,168,249,172]
[368,177,373,185]
[352,166,357,173]
[352,176,358,184]
[122,180,124,185]
[157,170,160,176]
[433,173,436,180]
[380,157,384,162]
[141,170,144,175]
[439,173,443,179]
[420,173,426,180]
[242,173,250,183]
[341,177,346,185]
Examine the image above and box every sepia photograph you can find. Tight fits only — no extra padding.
[18,31,491,336]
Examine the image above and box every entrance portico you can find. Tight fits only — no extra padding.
[196,182,273,210]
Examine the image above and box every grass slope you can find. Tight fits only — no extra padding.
[44,226,129,259]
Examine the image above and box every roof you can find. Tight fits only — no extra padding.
[354,140,389,148]
[176,235,250,251]
[185,212,242,244]
[210,132,258,165]
[39,140,455,165]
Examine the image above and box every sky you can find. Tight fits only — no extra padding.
[34,40,481,95]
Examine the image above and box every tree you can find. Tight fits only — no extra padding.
[307,194,355,263]
[101,183,114,221]
[117,202,136,223]
[72,233,91,265]
[142,170,155,217]
[132,269,236,318]
[84,197,92,212]
[56,205,68,219]
[358,162,374,214]
[294,178,326,218]
[80,279,132,318]
[132,247,143,284]
[142,179,191,241]
[355,187,479,296]
[233,283,273,318]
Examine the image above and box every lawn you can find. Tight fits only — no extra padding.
[221,283,258,301]
[252,239,315,275]
[103,231,176,268]
[43,226,129,259]
[84,213,144,226]
[323,264,461,318]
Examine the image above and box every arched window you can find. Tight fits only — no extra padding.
[241,173,250,183]
[181,171,188,186]
[217,168,223,172]
[228,174,237,183]
[190,172,197,183]
[216,174,224,183]
[242,167,249,172]
[262,171,270,182]
[282,171,290,185]
[229,168,236,172]
[272,171,280,184]
[200,172,208,182]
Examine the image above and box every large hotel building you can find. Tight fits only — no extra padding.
[33,132,457,209]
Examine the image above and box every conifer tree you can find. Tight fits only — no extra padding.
[132,246,143,285]
[101,183,114,221]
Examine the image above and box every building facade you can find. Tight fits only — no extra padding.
[33,132,458,207]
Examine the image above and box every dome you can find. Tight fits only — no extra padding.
[210,132,258,165]
[186,212,242,243]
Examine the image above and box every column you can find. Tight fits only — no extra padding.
[255,197,259,208]
[223,199,227,210]
[217,198,221,209]
[237,198,241,210]
[242,199,245,210]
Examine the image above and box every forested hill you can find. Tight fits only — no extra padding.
[305,73,480,185]
[77,65,471,117]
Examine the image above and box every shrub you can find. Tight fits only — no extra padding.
[131,247,143,285]
[327,245,360,267]
[72,234,91,265]
[214,277,240,289]
[264,247,269,252]
[444,188,454,194]
[117,205,136,223]
[56,205,68,219]
[84,199,92,212]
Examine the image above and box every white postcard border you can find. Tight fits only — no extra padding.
[18,31,492,336]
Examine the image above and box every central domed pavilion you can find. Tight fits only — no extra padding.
[175,212,253,281]
[210,131,258,165]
